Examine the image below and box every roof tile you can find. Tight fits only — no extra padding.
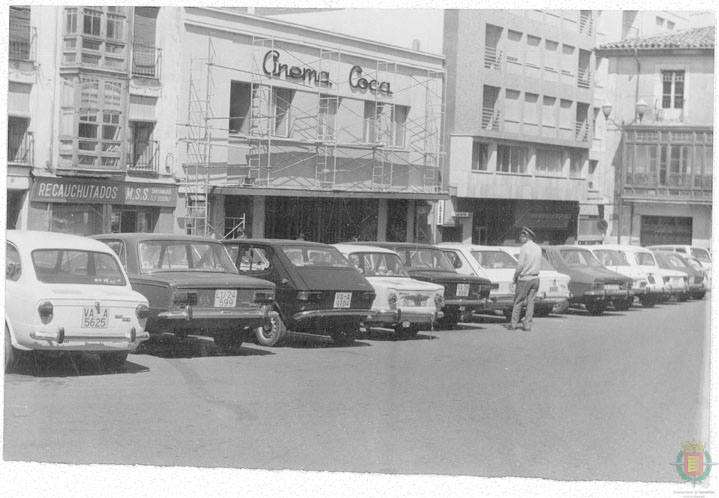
[599,26,715,50]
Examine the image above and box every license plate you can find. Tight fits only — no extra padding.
[82,306,109,328]
[333,292,352,308]
[549,286,559,293]
[456,283,469,297]
[214,289,237,308]
[604,284,619,291]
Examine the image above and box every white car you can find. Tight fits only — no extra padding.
[334,244,444,339]
[587,244,658,307]
[647,244,712,290]
[503,246,571,315]
[628,247,688,302]
[5,230,150,373]
[438,243,514,317]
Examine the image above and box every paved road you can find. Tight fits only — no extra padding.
[3,299,709,482]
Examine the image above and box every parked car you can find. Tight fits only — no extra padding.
[629,248,687,303]
[223,239,375,345]
[334,244,444,339]
[652,251,697,301]
[543,245,632,315]
[586,244,658,307]
[349,242,492,327]
[5,230,150,372]
[675,254,709,299]
[94,233,276,351]
[647,244,712,289]
[502,246,571,316]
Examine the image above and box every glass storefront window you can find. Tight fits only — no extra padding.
[111,207,157,233]
[51,203,104,235]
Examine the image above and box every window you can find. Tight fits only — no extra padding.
[228,81,251,134]
[526,36,541,68]
[32,250,126,286]
[504,89,521,123]
[535,148,563,174]
[544,40,559,71]
[524,93,539,125]
[668,145,691,186]
[6,243,21,281]
[667,21,675,30]
[662,71,684,109]
[73,75,124,168]
[392,105,408,147]
[364,101,392,144]
[559,99,573,130]
[272,87,293,137]
[542,96,557,128]
[472,142,489,171]
[497,144,527,173]
[318,94,338,140]
[65,8,78,34]
[656,16,665,27]
[506,30,523,68]
[235,247,272,273]
[83,9,102,37]
[570,151,584,176]
[106,14,124,40]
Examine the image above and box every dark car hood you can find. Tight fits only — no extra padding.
[408,269,491,285]
[294,267,374,292]
[136,271,275,289]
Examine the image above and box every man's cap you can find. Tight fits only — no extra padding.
[520,226,536,239]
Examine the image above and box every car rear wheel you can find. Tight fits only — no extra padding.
[585,302,606,315]
[5,325,21,373]
[678,292,689,302]
[692,291,706,300]
[100,351,128,372]
[639,295,656,307]
[612,298,632,311]
[330,330,355,346]
[394,324,420,340]
[533,306,551,317]
[255,312,286,347]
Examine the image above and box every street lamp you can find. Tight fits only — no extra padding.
[601,99,648,244]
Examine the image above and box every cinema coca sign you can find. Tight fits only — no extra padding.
[262,50,331,87]
[349,65,392,95]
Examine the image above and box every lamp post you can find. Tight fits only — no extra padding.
[601,100,648,244]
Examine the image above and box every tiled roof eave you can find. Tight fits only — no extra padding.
[595,46,714,57]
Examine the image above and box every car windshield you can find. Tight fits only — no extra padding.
[404,248,455,271]
[665,254,688,270]
[691,248,711,263]
[282,246,352,268]
[594,249,629,266]
[471,250,516,269]
[348,252,409,277]
[634,252,656,266]
[138,241,237,273]
[507,249,555,271]
[685,257,704,271]
[32,249,126,286]
[559,248,603,267]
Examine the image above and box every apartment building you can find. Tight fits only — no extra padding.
[595,26,714,248]
[7,6,178,235]
[441,10,598,245]
[175,8,446,243]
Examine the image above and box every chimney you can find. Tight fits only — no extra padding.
[412,39,421,51]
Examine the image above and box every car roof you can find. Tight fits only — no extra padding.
[93,232,220,243]
[7,230,118,253]
[589,244,652,252]
[222,238,333,248]
[333,243,397,255]
[345,241,439,250]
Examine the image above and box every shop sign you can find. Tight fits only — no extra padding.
[31,178,177,208]
[262,50,331,87]
[349,65,392,95]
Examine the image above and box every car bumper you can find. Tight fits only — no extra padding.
[292,308,375,323]
[367,308,441,327]
[23,325,149,351]
[535,296,569,308]
[605,290,631,300]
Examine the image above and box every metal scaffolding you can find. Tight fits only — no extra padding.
[180,33,446,236]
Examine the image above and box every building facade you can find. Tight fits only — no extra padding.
[7,6,179,235]
[175,8,446,243]
[596,26,714,248]
[441,9,598,245]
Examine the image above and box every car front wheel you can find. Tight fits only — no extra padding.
[255,312,286,347]
[612,298,632,311]
[5,325,20,373]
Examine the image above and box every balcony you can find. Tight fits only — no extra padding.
[484,46,503,70]
[129,140,159,172]
[577,68,592,89]
[575,121,589,142]
[62,35,127,72]
[8,131,34,166]
[579,12,594,36]
[9,25,36,63]
[132,44,162,79]
[481,107,502,131]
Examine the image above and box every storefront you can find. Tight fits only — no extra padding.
[27,176,178,235]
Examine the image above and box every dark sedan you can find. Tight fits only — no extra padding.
[94,233,276,351]
[346,242,492,327]
[222,239,375,346]
[543,245,632,315]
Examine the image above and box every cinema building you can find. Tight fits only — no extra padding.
[174,8,447,242]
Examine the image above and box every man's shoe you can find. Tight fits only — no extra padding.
[504,323,518,330]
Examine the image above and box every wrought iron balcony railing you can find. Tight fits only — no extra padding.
[577,68,592,89]
[132,44,162,79]
[129,139,159,172]
[484,46,503,70]
[481,107,502,131]
[7,131,34,165]
[575,121,589,142]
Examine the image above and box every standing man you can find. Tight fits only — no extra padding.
[507,226,542,331]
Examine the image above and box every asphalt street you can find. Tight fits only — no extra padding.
[3,298,709,483]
